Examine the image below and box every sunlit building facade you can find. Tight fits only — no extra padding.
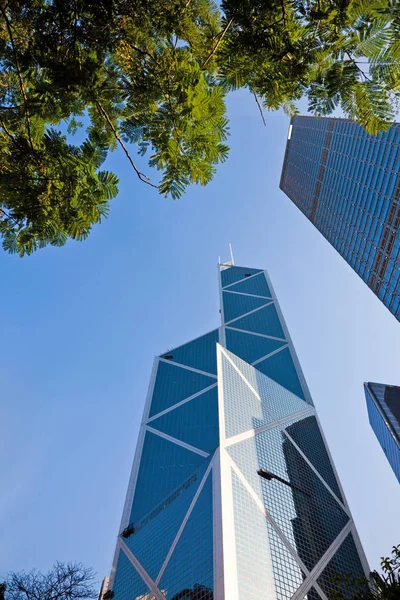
[365,381,400,483]
[107,264,368,600]
[280,116,400,321]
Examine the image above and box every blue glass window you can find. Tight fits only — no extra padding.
[221,266,263,287]
[124,459,211,582]
[150,386,219,453]
[130,431,205,523]
[231,304,285,339]
[317,533,366,598]
[160,330,219,376]
[227,273,272,297]
[150,361,216,418]
[227,424,349,571]
[255,347,306,401]
[284,416,343,502]
[223,291,271,323]
[113,549,150,600]
[158,474,214,599]
[226,327,287,365]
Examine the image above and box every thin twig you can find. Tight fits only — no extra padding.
[0,2,34,150]
[202,18,233,67]
[132,45,158,65]
[0,207,19,224]
[73,0,79,58]
[346,52,372,83]
[280,0,287,27]
[252,91,266,126]
[95,100,158,189]
[0,116,14,140]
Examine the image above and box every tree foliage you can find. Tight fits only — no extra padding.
[1,562,97,600]
[0,0,228,254]
[331,544,400,600]
[1,0,400,255]
[220,0,400,131]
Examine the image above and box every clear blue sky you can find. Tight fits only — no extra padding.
[1,90,399,585]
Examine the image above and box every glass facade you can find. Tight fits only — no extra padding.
[107,265,368,600]
[280,116,400,322]
[364,381,400,483]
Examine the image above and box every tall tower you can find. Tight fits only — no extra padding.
[280,116,400,322]
[364,382,400,483]
[107,264,368,600]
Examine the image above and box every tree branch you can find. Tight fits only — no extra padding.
[202,18,233,67]
[251,91,266,126]
[280,0,287,27]
[0,116,14,140]
[131,45,158,65]
[0,207,19,224]
[0,2,34,150]
[95,100,158,189]
[346,52,372,83]
[73,0,79,58]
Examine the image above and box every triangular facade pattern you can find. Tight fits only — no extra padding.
[124,459,210,581]
[223,291,271,323]
[266,523,306,600]
[225,327,286,365]
[149,360,216,418]
[113,549,151,600]
[129,431,204,523]
[226,272,272,297]
[150,386,219,454]
[158,474,214,599]
[229,303,285,339]
[109,265,368,600]
[160,329,219,376]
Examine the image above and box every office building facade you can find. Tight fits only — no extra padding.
[280,116,400,321]
[107,264,368,599]
[365,381,400,483]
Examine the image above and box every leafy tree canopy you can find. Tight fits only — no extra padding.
[1,0,399,255]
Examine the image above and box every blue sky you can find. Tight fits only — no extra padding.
[1,90,399,585]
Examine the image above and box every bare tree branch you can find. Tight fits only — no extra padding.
[202,18,233,67]
[95,100,158,189]
[251,91,266,126]
[346,52,373,83]
[0,116,14,140]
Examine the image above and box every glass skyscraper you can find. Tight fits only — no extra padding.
[280,116,400,321]
[105,264,368,600]
[364,381,400,483]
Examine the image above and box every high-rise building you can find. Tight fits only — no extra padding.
[280,116,400,321]
[364,381,400,483]
[107,264,368,600]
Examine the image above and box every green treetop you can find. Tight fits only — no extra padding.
[1,0,399,255]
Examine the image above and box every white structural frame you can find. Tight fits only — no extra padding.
[217,266,369,597]
[108,264,369,600]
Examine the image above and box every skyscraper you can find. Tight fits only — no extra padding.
[106,264,368,600]
[280,116,400,321]
[364,381,400,483]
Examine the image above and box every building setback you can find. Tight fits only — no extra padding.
[364,381,400,483]
[280,116,400,321]
[106,264,368,600]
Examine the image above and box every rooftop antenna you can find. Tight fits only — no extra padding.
[229,243,235,265]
